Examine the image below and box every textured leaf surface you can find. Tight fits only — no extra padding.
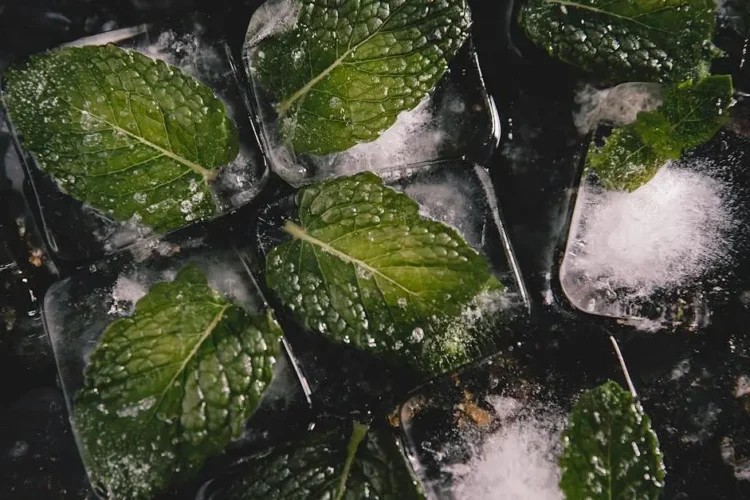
[589,75,734,191]
[4,44,239,231]
[518,0,716,83]
[226,423,424,499]
[75,265,282,499]
[560,381,665,500]
[249,0,471,155]
[265,172,500,375]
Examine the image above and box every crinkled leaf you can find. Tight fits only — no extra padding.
[74,265,282,499]
[560,381,666,500]
[3,44,239,231]
[226,423,424,499]
[248,0,471,155]
[518,0,716,84]
[589,75,734,191]
[265,172,500,375]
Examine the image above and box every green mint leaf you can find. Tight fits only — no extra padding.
[560,381,666,500]
[587,126,667,191]
[635,75,734,152]
[518,0,716,84]
[265,172,501,375]
[4,44,239,232]
[249,0,471,155]
[226,423,425,499]
[74,264,282,499]
[589,75,734,191]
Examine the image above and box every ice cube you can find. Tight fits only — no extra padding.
[243,3,499,187]
[561,162,735,326]
[449,396,564,500]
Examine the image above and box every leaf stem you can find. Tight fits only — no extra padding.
[335,422,369,500]
[609,335,637,399]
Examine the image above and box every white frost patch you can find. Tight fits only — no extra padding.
[245,0,301,48]
[335,96,443,175]
[143,27,222,80]
[108,275,148,315]
[404,166,479,243]
[203,261,255,310]
[450,397,564,500]
[735,375,750,398]
[574,82,664,134]
[568,165,733,293]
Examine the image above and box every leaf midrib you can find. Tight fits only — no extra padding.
[276,1,410,115]
[544,0,681,34]
[283,221,444,315]
[62,98,218,182]
[144,303,230,427]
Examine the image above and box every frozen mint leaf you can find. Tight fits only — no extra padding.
[74,264,282,499]
[589,75,734,191]
[248,0,471,155]
[265,172,501,375]
[587,127,667,191]
[226,423,424,499]
[560,381,665,500]
[635,75,734,152]
[518,0,716,84]
[4,44,239,232]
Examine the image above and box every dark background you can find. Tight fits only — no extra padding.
[0,0,749,498]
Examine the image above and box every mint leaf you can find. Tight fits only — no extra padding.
[518,0,716,84]
[635,75,734,152]
[265,172,501,375]
[560,381,666,500]
[74,264,282,499]
[248,0,471,155]
[4,44,239,232]
[587,127,667,191]
[225,423,425,499]
[589,75,734,191]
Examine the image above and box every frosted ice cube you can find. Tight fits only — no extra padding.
[560,156,739,328]
[449,396,564,500]
[399,354,564,499]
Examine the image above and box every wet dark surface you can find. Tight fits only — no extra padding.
[0,0,749,498]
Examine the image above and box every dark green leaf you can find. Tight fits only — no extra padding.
[518,0,716,83]
[265,172,501,375]
[560,381,666,500]
[589,75,734,191]
[225,423,424,499]
[74,264,282,499]
[248,0,471,155]
[4,44,239,232]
